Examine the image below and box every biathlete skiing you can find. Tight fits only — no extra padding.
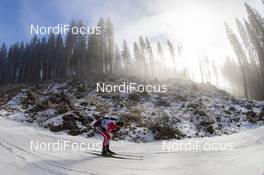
[93,117,123,156]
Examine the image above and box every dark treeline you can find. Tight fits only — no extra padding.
[224,2,264,100]
[0,18,115,83]
[0,18,180,85]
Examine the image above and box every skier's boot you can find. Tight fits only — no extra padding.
[101,146,111,157]
[106,145,116,155]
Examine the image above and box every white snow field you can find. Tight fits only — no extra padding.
[0,117,263,175]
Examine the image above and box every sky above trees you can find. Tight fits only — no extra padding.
[0,0,262,44]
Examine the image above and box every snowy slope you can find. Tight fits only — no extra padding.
[3,80,264,142]
[0,117,263,175]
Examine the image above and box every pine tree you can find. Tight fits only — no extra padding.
[87,33,98,76]
[139,36,147,77]
[245,3,264,79]
[74,20,87,79]
[15,42,25,83]
[45,33,56,80]
[133,42,141,76]
[225,23,248,98]
[202,52,211,83]
[105,18,114,75]
[39,37,47,81]
[145,37,155,77]
[211,60,219,86]
[221,56,243,94]
[22,43,31,83]
[65,20,78,78]
[157,41,166,76]
[24,35,39,82]
[55,34,64,80]
[0,43,7,83]
[122,40,131,75]
[97,18,106,75]
[236,18,264,98]
[114,45,122,74]
[167,40,176,75]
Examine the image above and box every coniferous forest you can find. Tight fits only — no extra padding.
[0,18,177,85]
[223,3,264,100]
[1,3,264,100]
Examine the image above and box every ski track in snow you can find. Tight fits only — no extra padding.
[0,117,264,175]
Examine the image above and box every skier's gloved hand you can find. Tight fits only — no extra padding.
[114,126,120,132]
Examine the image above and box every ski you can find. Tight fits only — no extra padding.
[86,151,143,160]
[86,150,143,158]
[113,152,144,158]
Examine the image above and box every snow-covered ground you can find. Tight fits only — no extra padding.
[0,117,263,175]
[3,80,264,142]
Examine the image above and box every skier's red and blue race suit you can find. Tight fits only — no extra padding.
[94,118,118,151]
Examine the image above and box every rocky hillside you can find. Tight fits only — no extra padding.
[0,78,264,142]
